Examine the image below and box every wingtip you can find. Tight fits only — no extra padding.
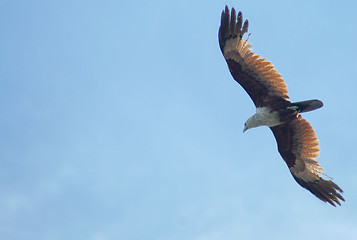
[219,6,250,46]
[242,19,249,36]
[293,175,345,207]
[224,5,229,15]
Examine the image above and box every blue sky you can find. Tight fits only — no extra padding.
[1,0,357,239]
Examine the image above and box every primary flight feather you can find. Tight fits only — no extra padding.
[219,6,344,206]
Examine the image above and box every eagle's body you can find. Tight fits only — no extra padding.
[245,99,323,131]
[244,107,282,131]
[219,6,344,206]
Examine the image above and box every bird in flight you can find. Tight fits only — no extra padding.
[218,6,344,206]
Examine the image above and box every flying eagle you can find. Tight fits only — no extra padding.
[219,6,344,206]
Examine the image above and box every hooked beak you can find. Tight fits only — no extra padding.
[243,126,247,133]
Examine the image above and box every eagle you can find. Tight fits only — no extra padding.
[218,6,344,206]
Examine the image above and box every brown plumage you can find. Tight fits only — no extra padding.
[219,6,344,206]
[271,117,344,206]
[219,6,289,108]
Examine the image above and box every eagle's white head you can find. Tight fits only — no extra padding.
[243,115,261,132]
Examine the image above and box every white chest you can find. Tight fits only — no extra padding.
[253,107,282,127]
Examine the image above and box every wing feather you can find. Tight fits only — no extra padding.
[219,6,290,108]
[270,116,345,206]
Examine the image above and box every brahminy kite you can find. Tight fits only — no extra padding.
[219,6,344,206]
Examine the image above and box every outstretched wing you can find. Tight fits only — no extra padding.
[219,6,290,108]
[270,116,344,206]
